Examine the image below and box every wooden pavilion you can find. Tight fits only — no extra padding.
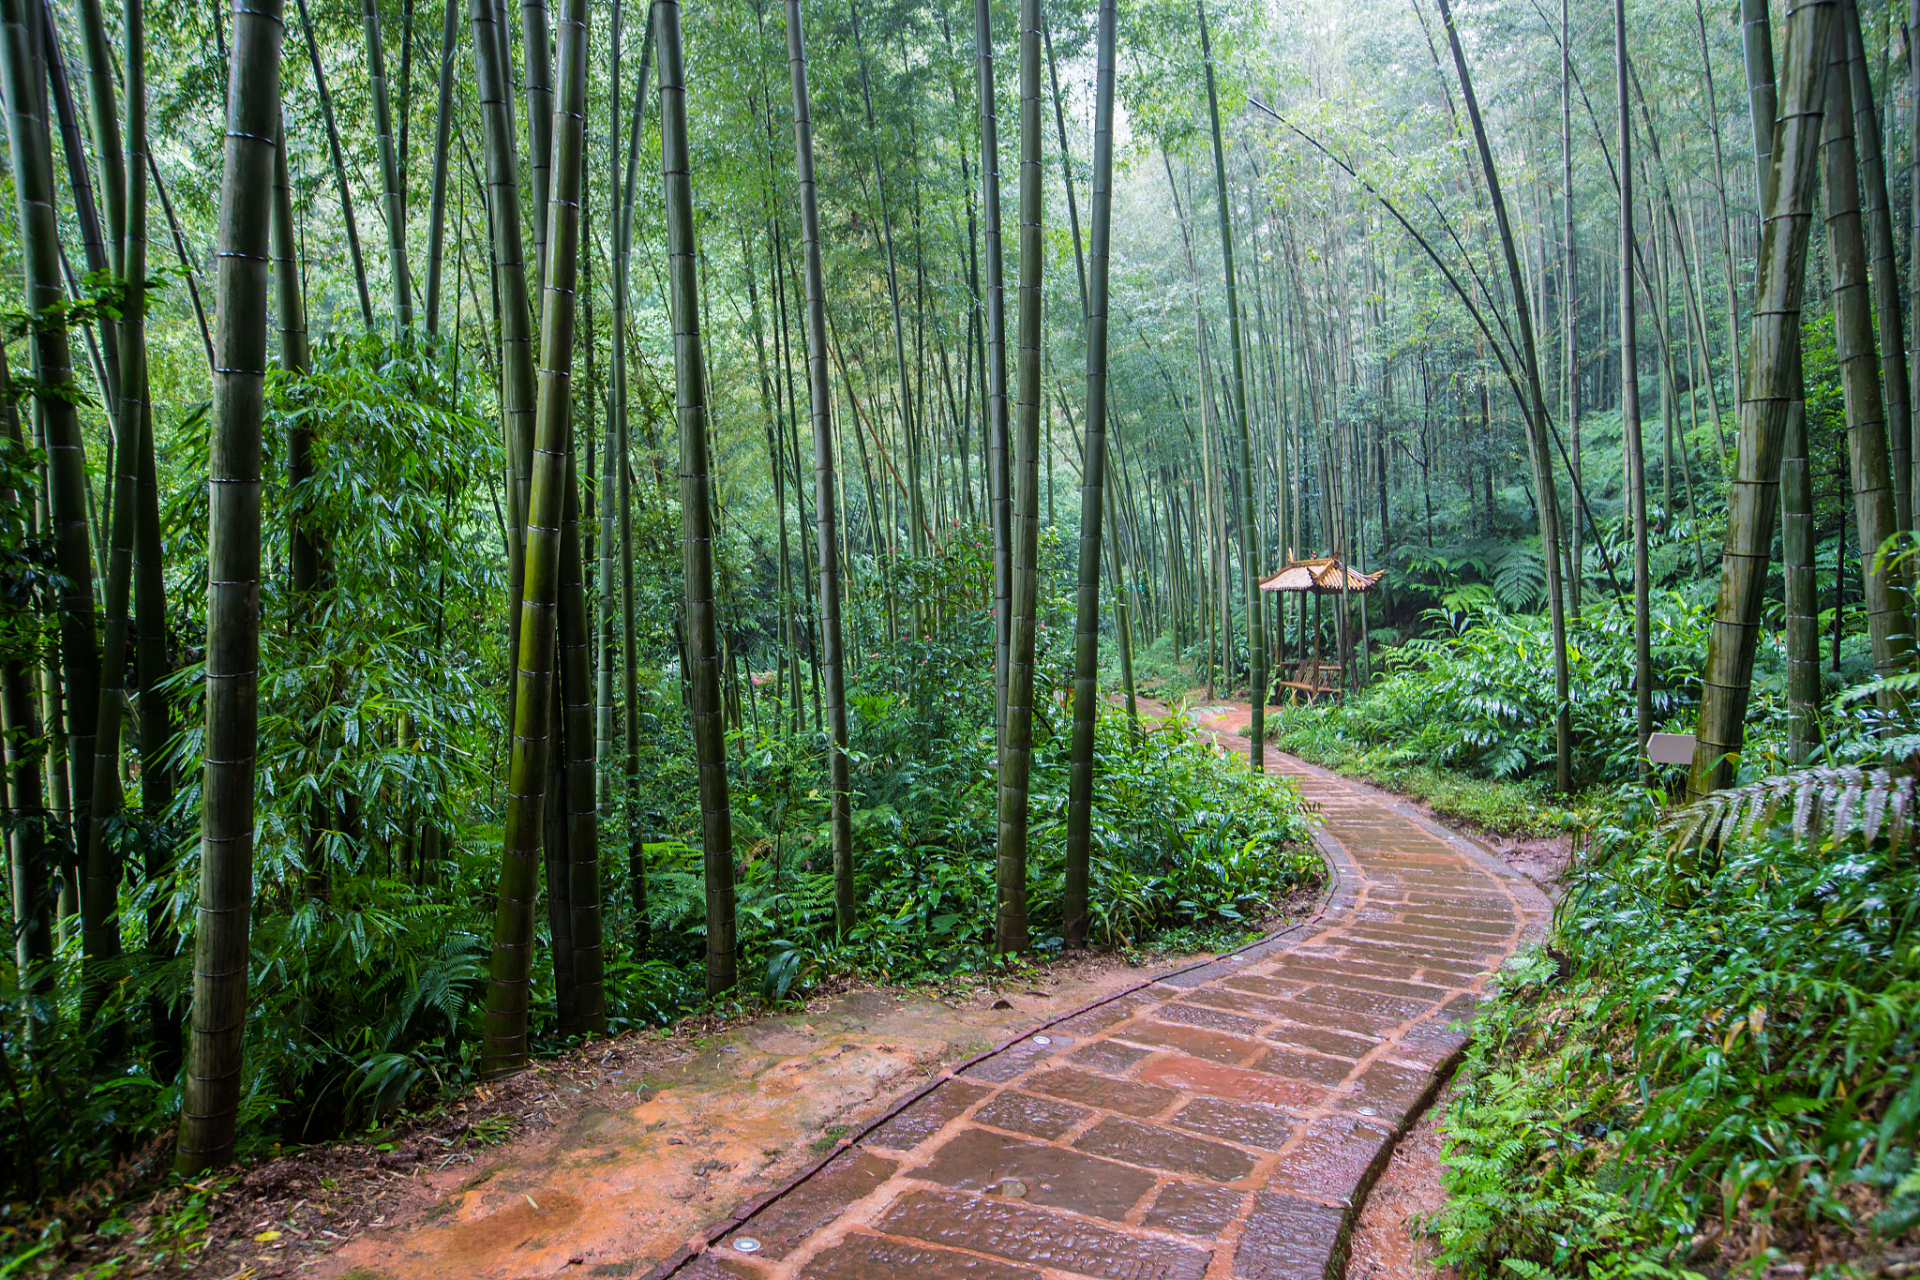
[1259,555,1385,703]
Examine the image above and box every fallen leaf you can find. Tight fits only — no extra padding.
[253,1231,282,1243]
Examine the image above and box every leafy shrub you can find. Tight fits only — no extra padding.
[1429,764,1920,1276]
[1271,593,1767,790]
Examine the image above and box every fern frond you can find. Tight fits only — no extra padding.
[1661,763,1919,862]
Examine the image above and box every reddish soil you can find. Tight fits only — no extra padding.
[1348,1083,1455,1280]
[55,956,1208,1280]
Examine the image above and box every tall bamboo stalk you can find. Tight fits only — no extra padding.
[1062,0,1115,948]
[480,0,593,1073]
[524,0,554,296]
[995,0,1041,958]
[785,0,852,938]
[1437,0,1571,791]
[658,0,735,995]
[424,0,460,332]
[0,351,47,992]
[365,0,413,326]
[1200,0,1264,764]
[1690,0,1834,796]
[472,0,538,726]
[1,0,101,998]
[295,0,375,328]
[976,0,1009,739]
[1819,14,1910,696]
[1841,0,1909,532]
[84,0,153,1036]
[1617,0,1652,780]
[177,0,284,1172]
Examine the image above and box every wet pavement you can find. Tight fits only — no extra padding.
[649,747,1550,1280]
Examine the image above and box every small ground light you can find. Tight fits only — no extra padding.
[1356,1107,1378,1116]
[733,1239,762,1253]
[1032,1035,1051,1046]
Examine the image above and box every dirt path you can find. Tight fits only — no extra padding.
[293,960,1203,1280]
[601,703,1550,1280]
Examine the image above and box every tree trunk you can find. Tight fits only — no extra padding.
[1437,0,1572,791]
[785,0,853,939]
[995,0,1042,958]
[365,0,412,326]
[2,0,102,1003]
[976,0,1009,741]
[658,0,735,996]
[1689,0,1833,796]
[424,0,460,333]
[1819,14,1910,697]
[1062,0,1115,948]
[176,0,283,1172]
[295,0,375,328]
[1200,0,1265,767]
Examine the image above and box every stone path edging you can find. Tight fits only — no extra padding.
[648,747,1549,1280]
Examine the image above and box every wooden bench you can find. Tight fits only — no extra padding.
[1273,660,1346,705]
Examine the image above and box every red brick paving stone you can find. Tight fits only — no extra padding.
[1136,1054,1328,1111]
[1185,986,1307,1019]
[1050,990,1158,1038]
[912,1127,1158,1220]
[794,1232,1042,1280]
[1171,1096,1301,1149]
[1344,1058,1439,1124]
[677,1254,765,1279]
[1230,1190,1352,1280]
[1263,965,1450,1001]
[1156,1000,1270,1037]
[1293,984,1440,1022]
[1222,973,1307,1000]
[1143,1180,1248,1238]
[1252,1046,1357,1086]
[875,1189,1212,1280]
[1026,1066,1179,1117]
[1394,1016,1471,1069]
[1065,1039,1151,1076]
[718,1150,899,1260]
[970,1089,1089,1141]
[864,1080,993,1152]
[1074,1114,1260,1181]
[1262,1113,1396,1208]
[1254,998,1402,1038]
[958,1034,1072,1084]
[1112,1017,1262,1065]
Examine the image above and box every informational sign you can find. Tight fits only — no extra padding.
[1646,732,1696,765]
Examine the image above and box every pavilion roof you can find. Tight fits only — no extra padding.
[1257,556,1385,594]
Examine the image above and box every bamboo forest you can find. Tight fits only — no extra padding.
[4,0,1920,1270]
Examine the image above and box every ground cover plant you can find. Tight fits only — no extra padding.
[1427,761,1920,1278]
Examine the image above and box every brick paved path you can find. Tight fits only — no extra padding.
[652,754,1549,1280]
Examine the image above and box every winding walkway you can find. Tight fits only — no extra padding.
[648,716,1550,1280]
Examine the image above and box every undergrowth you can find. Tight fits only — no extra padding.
[1428,766,1920,1278]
